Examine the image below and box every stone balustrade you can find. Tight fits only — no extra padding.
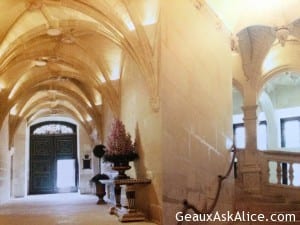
[260,150,300,187]
[258,150,300,201]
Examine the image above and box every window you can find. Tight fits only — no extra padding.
[233,121,267,149]
[281,117,300,148]
[258,121,267,150]
[33,124,74,135]
[233,123,245,148]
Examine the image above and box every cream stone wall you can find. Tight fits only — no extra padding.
[100,101,115,175]
[120,56,162,224]
[12,120,26,197]
[78,125,94,194]
[0,116,11,203]
[99,56,163,223]
[161,1,234,224]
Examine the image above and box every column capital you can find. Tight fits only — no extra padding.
[242,105,258,120]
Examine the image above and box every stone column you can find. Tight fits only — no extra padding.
[243,105,258,152]
[240,105,261,193]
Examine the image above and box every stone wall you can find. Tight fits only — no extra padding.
[13,120,26,197]
[100,100,115,175]
[120,55,162,224]
[99,56,163,223]
[78,125,94,194]
[160,1,234,224]
[0,116,11,203]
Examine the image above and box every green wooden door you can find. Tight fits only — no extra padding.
[29,122,78,194]
[29,136,55,194]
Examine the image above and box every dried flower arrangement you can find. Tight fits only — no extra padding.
[103,118,138,163]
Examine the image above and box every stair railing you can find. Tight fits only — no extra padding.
[176,144,237,225]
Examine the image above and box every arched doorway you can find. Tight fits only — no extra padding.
[29,121,78,194]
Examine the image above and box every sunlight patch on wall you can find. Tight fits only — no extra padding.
[10,105,18,116]
[94,91,102,106]
[262,48,278,75]
[0,81,5,92]
[98,73,106,83]
[110,51,122,81]
[126,0,159,31]
[127,20,136,31]
[87,101,92,108]
[110,65,121,80]
[86,115,92,122]
[8,68,34,100]
[8,84,20,100]
[142,0,159,26]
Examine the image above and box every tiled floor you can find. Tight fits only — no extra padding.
[0,193,156,225]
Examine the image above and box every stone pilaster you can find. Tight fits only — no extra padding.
[243,105,258,151]
[239,105,261,193]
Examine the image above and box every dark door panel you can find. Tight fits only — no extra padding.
[30,130,77,194]
[54,135,79,190]
[54,135,76,158]
[31,136,53,157]
[30,137,55,194]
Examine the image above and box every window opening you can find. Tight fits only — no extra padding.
[281,117,300,148]
[33,124,74,135]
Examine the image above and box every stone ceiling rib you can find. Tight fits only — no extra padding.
[60,0,128,38]
[35,79,93,104]
[18,93,86,118]
[74,38,119,102]
[0,20,122,68]
[124,0,153,56]
[0,0,159,134]
[8,70,95,106]
[19,99,88,129]
[0,4,28,47]
[59,0,159,104]
[23,86,92,113]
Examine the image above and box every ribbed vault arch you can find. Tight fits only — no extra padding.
[0,0,160,147]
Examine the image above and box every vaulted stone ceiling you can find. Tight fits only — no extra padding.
[3,0,300,144]
[0,0,160,145]
[206,0,300,33]
[207,0,300,94]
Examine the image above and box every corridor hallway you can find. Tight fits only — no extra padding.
[0,193,156,225]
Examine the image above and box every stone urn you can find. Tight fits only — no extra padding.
[90,173,109,204]
[112,161,131,180]
[95,182,106,204]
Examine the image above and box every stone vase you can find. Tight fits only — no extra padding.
[112,161,131,180]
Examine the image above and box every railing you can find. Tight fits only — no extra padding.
[260,150,300,188]
[176,145,237,225]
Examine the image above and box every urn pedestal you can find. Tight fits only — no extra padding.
[109,178,151,222]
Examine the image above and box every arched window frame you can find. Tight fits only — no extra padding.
[30,121,76,135]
